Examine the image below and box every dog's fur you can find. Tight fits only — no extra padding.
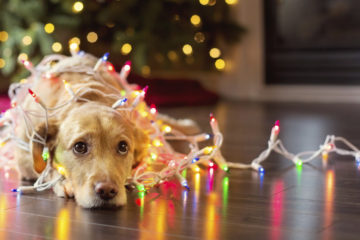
[14,54,198,208]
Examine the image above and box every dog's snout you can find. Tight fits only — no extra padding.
[94,182,118,200]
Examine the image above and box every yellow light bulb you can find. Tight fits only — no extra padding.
[193,165,201,172]
[57,166,67,176]
[152,139,163,147]
[0,58,5,69]
[44,23,55,34]
[69,37,80,45]
[72,1,84,13]
[209,48,221,58]
[121,43,132,55]
[86,32,98,43]
[162,125,172,133]
[52,42,62,52]
[69,43,79,52]
[22,36,32,46]
[182,44,193,55]
[150,153,157,161]
[204,146,214,154]
[190,15,201,26]
[215,59,226,71]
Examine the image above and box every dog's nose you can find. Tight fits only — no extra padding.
[94,182,118,200]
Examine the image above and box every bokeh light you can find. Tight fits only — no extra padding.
[190,15,201,26]
[44,23,55,34]
[121,43,132,55]
[72,1,84,13]
[86,32,98,43]
[215,58,226,70]
[209,48,221,58]
[182,44,193,55]
[52,42,62,52]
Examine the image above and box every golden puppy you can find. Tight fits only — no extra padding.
[14,54,197,208]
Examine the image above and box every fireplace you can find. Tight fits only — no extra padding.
[265,0,360,85]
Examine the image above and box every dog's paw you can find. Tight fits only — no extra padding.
[53,179,74,198]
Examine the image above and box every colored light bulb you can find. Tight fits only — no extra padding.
[258,167,265,173]
[150,104,157,114]
[296,159,303,167]
[28,89,36,98]
[203,146,214,154]
[102,52,109,62]
[222,164,229,172]
[192,157,200,163]
[42,147,49,162]
[137,184,145,192]
[210,113,216,123]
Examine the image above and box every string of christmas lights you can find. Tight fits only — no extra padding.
[228,120,360,172]
[0,51,230,194]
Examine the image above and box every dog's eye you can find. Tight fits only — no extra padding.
[117,141,128,155]
[73,142,88,154]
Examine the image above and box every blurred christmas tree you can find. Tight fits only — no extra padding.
[0,0,245,81]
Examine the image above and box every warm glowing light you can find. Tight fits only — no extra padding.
[225,0,238,5]
[72,1,84,13]
[69,43,79,53]
[152,139,163,147]
[44,23,55,34]
[0,31,8,42]
[121,43,132,55]
[150,153,157,161]
[194,32,205,43]
[0,59,5,69]
[167,51,178,61]
[190,15,201,26]
[215,59,226,70]
[57,166,67,176]
[56,208,70,240]
[204,193,218,239]
[199,0,210,5]
[204,146,214,154]
[22,35,32,46]
[86,32,98,43]
[322,151,329,161]
[209,161,214,167]
[209,48,221,58]
[18,53,28,62]
[52,42,62,52]
[193,165,201,172]
[162,125,172,133]
[69,37,81,46]
[182,44,193,55]
[141,65,151,76]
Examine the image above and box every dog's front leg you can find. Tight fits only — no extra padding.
[53,178,74,198]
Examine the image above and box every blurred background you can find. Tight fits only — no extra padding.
[1,0,360,106]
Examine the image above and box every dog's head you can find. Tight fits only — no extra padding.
[31,102,148,208]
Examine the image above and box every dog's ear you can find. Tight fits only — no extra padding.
[132,126,149,168]
[30,120,58,173]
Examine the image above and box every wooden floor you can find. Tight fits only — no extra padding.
[1,101,360,239]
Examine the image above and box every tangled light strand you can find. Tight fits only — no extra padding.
[0,51,231,194]
[228,120,360,172]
